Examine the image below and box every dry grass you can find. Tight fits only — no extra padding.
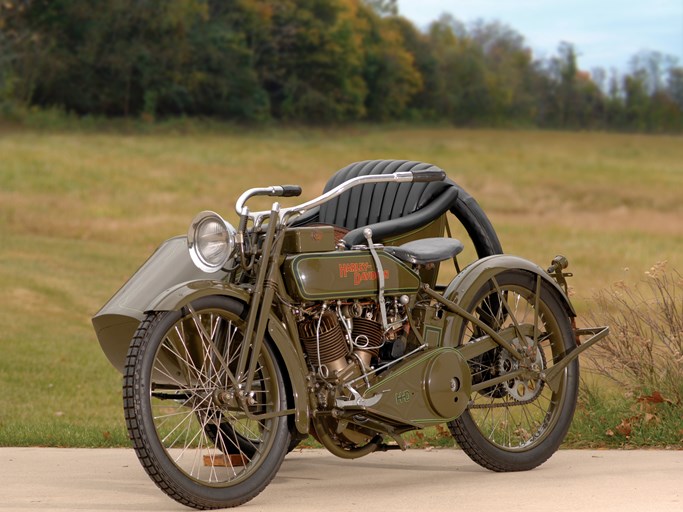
[0,124,681,446]
[585,261,683,402]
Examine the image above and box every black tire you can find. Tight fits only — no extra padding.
[448,270,579,472]
[448,186,503,259]
[123,296,290,509]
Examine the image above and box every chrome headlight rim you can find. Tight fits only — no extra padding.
[187,210,236,273]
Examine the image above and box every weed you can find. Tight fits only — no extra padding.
[585,262,683,404]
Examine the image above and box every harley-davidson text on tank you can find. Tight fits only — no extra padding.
[338,261,390,286]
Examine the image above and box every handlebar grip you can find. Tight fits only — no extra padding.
[411,169,446,182]
[279,185,303,197]
[270,185,302,197]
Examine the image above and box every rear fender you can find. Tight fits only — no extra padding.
[441,254,576,348]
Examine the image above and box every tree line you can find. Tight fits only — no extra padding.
[1,0,681,131]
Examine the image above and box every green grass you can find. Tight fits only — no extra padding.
[1,123,682,447]
[566,384,683,448]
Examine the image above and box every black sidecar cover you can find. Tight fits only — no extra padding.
[293,160,502,256]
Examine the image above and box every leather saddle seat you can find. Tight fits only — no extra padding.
[384,237,464,266]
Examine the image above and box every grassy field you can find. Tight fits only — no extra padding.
[1,124,681,447]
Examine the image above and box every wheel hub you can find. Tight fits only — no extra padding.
[213,389,235,406]
[497,336,545,401]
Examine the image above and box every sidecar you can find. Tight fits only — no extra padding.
[92,159,502,373]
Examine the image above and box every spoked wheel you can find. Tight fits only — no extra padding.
[448,270,579,471]
[123,296,290,510]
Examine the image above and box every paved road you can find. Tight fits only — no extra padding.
[1,448,681,511]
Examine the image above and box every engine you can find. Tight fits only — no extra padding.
[293,295,472,455]
[296,296,411,381]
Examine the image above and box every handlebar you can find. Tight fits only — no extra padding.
[236,167,446,221]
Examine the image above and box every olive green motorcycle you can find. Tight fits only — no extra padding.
[93,160,608,510]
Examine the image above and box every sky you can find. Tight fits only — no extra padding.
[397,0,683,73]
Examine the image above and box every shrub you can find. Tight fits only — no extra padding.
[585,261,683,404]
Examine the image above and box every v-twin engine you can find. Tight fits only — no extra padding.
[296,298,407,380]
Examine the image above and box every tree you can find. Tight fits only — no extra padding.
[248,0,368,122]
[424,14,479,122]
[174,0,271,120]
[468,19,535,123]
[622,51,682,130]
[628,50,677,95]
[552,42,580,126]
[623,70,650,130]
[1,0,680,130]
[360,4,422,120]
[388,15,441,119]
[2,1,201,116]
[667,66,683,109]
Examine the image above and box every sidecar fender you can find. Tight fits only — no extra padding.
[92,236,226,372]
[442,254,576,346]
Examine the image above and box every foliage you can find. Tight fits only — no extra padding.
[585,262,683,404]
[1,1,681,130]
[249,0,369,122]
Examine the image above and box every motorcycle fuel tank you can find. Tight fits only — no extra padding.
[282,250,420,301]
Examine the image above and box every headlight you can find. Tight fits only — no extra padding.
[187,211,236,273]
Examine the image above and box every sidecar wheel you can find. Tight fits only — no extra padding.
[448,270,579,472]
[123,296,290,510]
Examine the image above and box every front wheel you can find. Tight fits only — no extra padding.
[123,296,290,509]
[448,270,579,471]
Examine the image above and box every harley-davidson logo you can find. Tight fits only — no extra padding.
[396,390,411,404]
[338,262,389,286]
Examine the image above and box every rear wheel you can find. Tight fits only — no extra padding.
[123,296,290,509]
[448,270,579,471]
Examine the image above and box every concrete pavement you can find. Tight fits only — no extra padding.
[1,448,681,511]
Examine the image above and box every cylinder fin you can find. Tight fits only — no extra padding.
[351,317,383,357]
[298,312,348,366]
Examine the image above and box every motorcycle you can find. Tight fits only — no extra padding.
[93,160,608,510]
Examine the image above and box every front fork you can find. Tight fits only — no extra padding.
[222,202,296,420]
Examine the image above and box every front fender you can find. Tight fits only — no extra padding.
[441,254,576,347]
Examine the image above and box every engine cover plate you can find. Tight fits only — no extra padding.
[337,347,471,425]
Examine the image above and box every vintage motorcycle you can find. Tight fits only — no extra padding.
[93,160,608,509]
